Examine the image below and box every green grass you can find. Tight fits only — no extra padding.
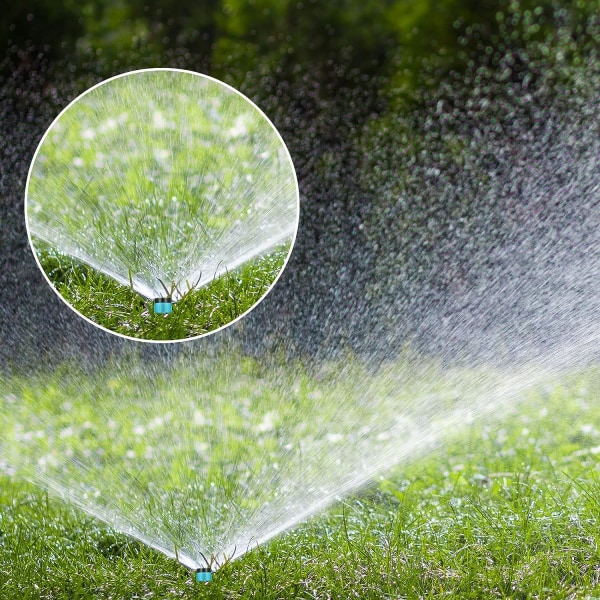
[36,246,287,340]
[1,361,600,598]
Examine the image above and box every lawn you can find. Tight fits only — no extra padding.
[34,244,288,340]
[1,356,599,598]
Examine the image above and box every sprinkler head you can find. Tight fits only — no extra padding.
[195,567,212,582]
[153,297,173,314]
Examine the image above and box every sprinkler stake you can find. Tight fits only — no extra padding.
[153,297,173,314]
[195,567,212,582]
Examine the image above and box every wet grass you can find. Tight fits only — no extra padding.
[1,367,600,598]
[36,246,287,340]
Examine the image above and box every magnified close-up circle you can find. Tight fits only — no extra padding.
[25,68,299,342]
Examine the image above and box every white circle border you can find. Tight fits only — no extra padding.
[24,67,301,344]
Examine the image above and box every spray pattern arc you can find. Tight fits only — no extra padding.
[26,69,299,301]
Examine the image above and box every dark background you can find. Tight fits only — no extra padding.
[1,0,598,368]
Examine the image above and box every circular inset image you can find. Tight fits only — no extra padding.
[25,68,299,342]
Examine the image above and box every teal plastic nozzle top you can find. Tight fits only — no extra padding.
[195,567,212,582]
[153,297,173,314]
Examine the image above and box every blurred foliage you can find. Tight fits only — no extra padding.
[3,0,598,92]
[2,0,598,185]
[3,0,598,134]
[35,246,288,341]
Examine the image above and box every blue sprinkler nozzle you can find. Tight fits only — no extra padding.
[195,567,212,582]
[153,297,173,314]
